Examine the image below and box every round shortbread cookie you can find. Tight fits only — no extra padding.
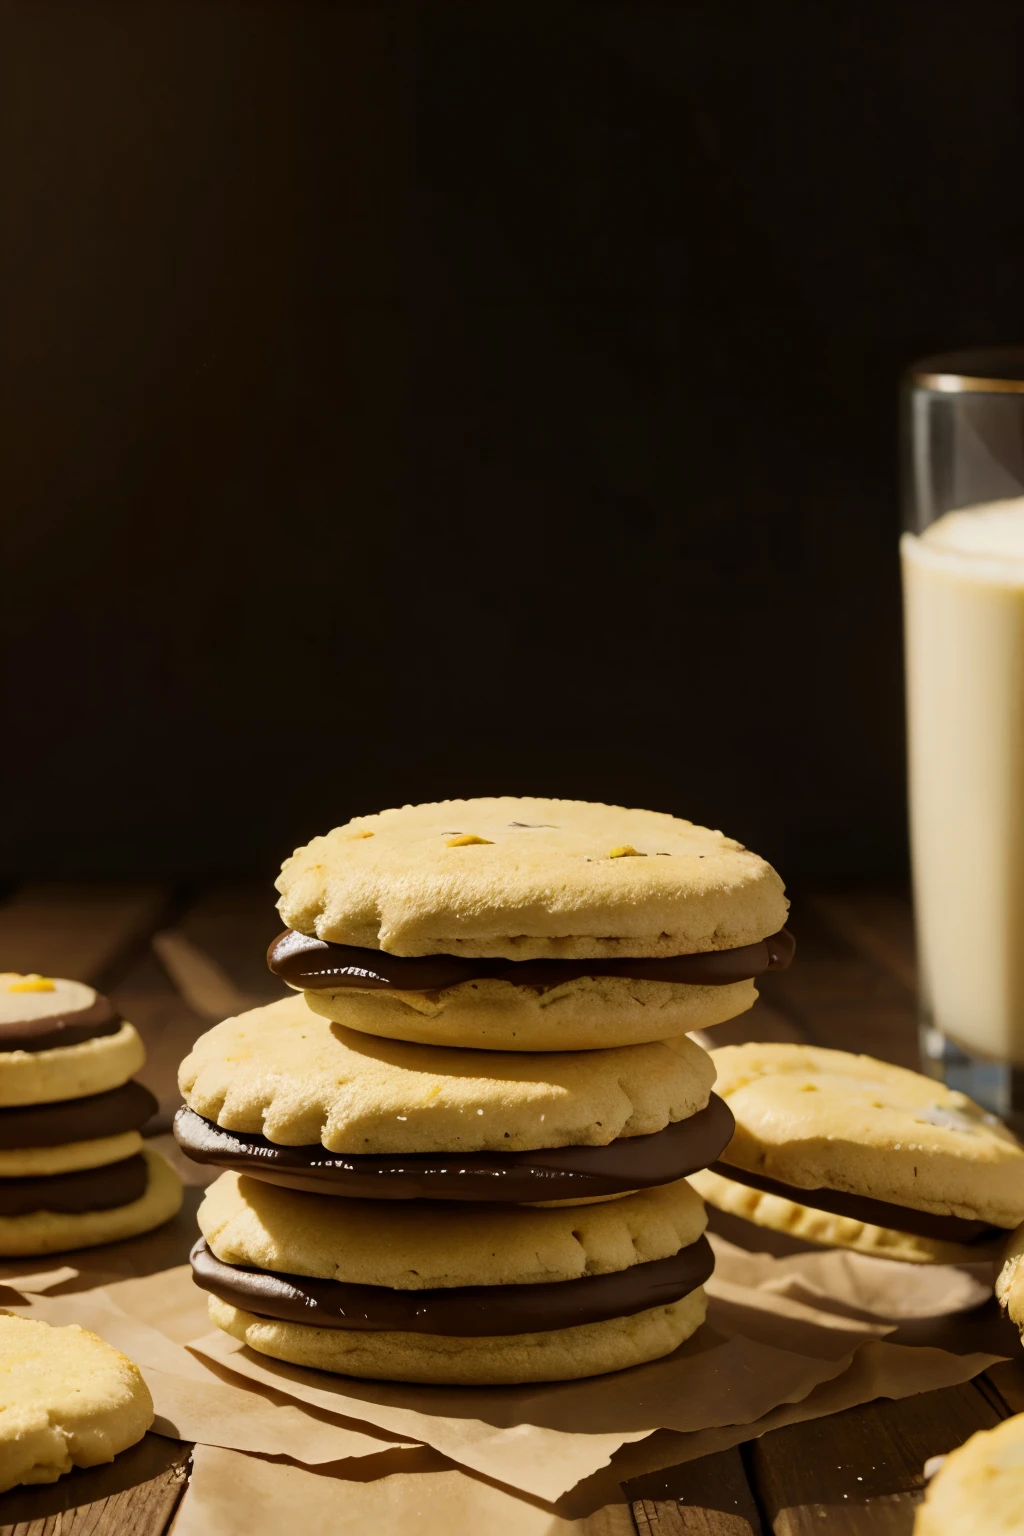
[303,974,757,1051]
[178,994,716,1153]
[997,1223,1024,1336]
[0,1023,145,1107]
[0,1314,153,1492]
[708,1043,1024,1229]
[198,1170,706,1289]
[207,1287,706,1385]
[0,1131,143,1178]
[689,1167,997,1265]
[276,798,788,960]
[0,1149,183,1257]
[914,1412,1024,1536]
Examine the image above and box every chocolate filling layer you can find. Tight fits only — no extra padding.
[190,1233,714,1335]
[711,1162,1003,1244]
[0,1154,148,1216]
[174,1095,735,1202]
[268,927,796,993]
[0,1081,158,1150]
[0,995,123,1054]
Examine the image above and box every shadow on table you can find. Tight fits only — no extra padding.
[0,1432,189,1525]
[0,1187,205,1302]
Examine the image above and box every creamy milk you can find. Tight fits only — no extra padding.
[902,499,1024,1063]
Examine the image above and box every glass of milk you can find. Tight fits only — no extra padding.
[902,348,1024,1130]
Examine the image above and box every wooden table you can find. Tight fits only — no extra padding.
[0,882,1021,1535]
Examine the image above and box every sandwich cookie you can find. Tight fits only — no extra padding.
[0,975,182,1254]
[271,798,792,1050]
[913,1412,1024,1535]
[175,993,734,1203]
[193,1171,711,1384]
[689,1043,1024,1263]
[0,1315,153,1493]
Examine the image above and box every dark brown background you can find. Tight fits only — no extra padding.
[3,1,1023,884]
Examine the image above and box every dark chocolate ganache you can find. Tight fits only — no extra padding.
[0,1153,148,1216]
[267,927,796,993]
[0,1081,158,1150]
[190,1232,714,1335]
[174,1094,735,1202]
[711,1162,1003,1244]
[0,991,123,1054]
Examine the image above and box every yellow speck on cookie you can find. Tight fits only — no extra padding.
[5,975,55,993]
[445,834,494,847]
[609,845,645,858]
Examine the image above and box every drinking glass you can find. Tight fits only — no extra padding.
[902,347,1024,1130]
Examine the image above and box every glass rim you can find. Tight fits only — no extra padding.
[907,347,1024,394]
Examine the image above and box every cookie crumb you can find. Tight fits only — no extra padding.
[445,834,494,847]
[609,845,645,858]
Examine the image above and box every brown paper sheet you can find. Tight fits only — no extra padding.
[712,1234,995,1318]
[0,1262,79,1296]
[6,1284,417,1465]
[598,1339,1006,1491]
[1,1222,1007,1508]
[175,1328,1008,1536]
[186,1300,864,1501]
[176,1444,638,1536]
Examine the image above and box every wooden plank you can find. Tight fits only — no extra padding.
[701,998,805,1050]
[627,1446,763,1534]
[758,905,919,1070]
[0,1433,189,1536]
[172,881,288,1006]
[110,947,208,1132]
[806,891,917,995]
[981,1353,1024,1416]
[748,1380,1004,1535]
[0,882,170,986]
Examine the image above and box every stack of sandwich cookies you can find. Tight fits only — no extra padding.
[176,797,792,1382]
[177,996,726,1380]
[690,1043,1024,1263]
[0,974,182,1254]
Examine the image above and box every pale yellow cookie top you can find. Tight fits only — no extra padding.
[276,798,788,959]
[914,1413,1024,1535]
[198,1169,707,1288]
[711,1042,1024,1228]
[178,994,715,1152]
[0,975,96,1025]
[0,1315,153,1493]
